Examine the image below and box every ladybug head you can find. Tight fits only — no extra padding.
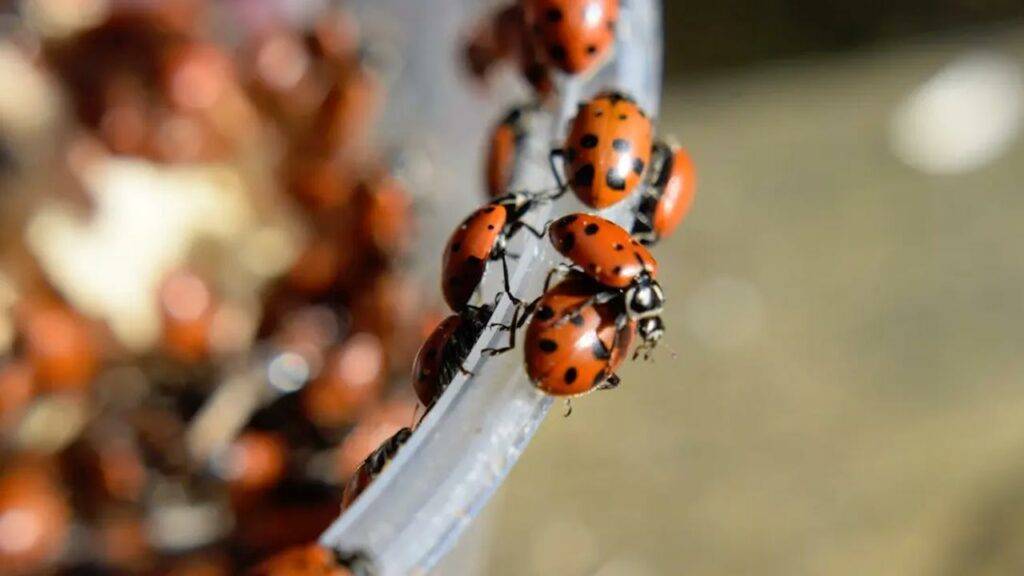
[624,277,664,320]
[637,316,664,344]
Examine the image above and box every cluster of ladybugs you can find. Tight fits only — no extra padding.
[335,38,695,556]
[259,1,696,574]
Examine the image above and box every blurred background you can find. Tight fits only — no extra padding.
[486,2,1024,576]
[3,0,1024,575]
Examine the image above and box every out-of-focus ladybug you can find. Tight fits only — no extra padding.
[341,427,411,512]
[310,66,382,154]
[159,270,217,363]
[548,213,664,353]
[518,34,556,98]
[633,142,697,245]
[17,300,100,394]
[522,0,619,75]
[354,171,414,258]
[441,192,548,312]
[552,91,652,209]
[462,4,526,81]
[248,544,354,576]
[523,273,634,396]
[301,333,385,429]
[214,431,287,496]
[485,105,534,199]
[0,462,71,572]
[0,360,34,430]
[411,304,492,410]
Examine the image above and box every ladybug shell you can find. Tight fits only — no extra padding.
[549,213,657,288]
[341,428,412,511]
[248,545,351,576]
[525,275,633,396]
[523,0,619,74]
[564,91,652,208]
[485,110,524,198]
[652,146,697,239]
[0,463,71,571]
[412,314,462,406]
[441,204,508,311]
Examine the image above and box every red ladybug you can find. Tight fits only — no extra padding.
[548,213,665,351]
[633,142,697,244]
[341,427,412,512]
[411,305,492,410]
[522,0,619,75]
[551,91,653,209]
[523,273,634,396]
[485,105,533,198]
[441,192,546,312]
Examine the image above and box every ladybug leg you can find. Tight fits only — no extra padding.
[519,221,548,239]
[482,304,521,356]
[597,373,621,391]
[562,399,573,418]
[547,149,568,199]
[499,251,523,306]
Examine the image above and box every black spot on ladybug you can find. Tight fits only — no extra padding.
[587,45,598,57]
[612,138,631,152]
[569,314,585,326]
[580,134,598,149]
[613,266,622,275]
[545,8,563,22]
[594,110,604,117]
[450,241,461,253]
[618,114,628,120]
[487,224,495,230]
[484,206,495,213]
[606,170,626,191]
[559,214,578,227]
[536,306,555,320]
[607,21,617,31]
[539,339,558,353]
[584,223,599,235]
[564,367,578,384]
[633,158,645,175]
[614,243,624,251]
[549,44,567,61]
[559,232,576,252]
[573,164,595,187]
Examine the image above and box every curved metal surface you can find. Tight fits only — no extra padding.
[320,2,663,574]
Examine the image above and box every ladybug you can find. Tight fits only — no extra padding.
[523,272,634,396]
[411,305,492,410]
[0,462,71,572]
[522,0,619,75]
[548,213,665,352]
[341,427,412,512]
[248,544,353,576]
[485,105,534,198]
[551,91,653,209]
[441,192,546,312]
[632,142,697,244]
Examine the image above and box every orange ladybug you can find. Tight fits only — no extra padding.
[523,273,633,396]
[552,91,653,208]
[341,427,411,512]
[485,106,533,198]
[301,333,386,429]
[248,544,353,576]
[159,269,217,363]
[0,462,71,572]
[633,142,697,244]
[17,300,100,394]
[411,305,491,410]
[215,431,287,496]
[548,213,664,351]
[522,0,619,74]
[441,193,545,312]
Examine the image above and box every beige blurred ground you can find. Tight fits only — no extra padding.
[484,26,1024,576]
